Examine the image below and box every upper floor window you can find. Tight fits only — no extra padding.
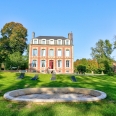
[57,40,62,45]
[57,49,62,56]
[32,60,37,67]
[33,39,38,44]
[49,49,54,56]
[41,39,46,44]
[41,60,46,67]
[65,49,70,57]
[65,40,70,45]
[32,49,38,56]
[41,49,46,56]
[58,60,62,67]
[66,60,70,67]
[49,39,54,44]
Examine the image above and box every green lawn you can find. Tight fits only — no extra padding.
[0,72,116,116]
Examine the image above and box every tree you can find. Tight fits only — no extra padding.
[91,39,113,61]
[0,22,27,63]
[91,39,114,74]
[87,59,98,74]
[5,52,28,70]
[77,65,86,74]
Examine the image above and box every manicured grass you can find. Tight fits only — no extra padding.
[0,71,116,116]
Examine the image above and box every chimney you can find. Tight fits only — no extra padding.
[32,32,35,38]
[68,32,73,43]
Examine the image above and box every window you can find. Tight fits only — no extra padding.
[42,40,46,44]
[58,40,61,45]
[33,39,38,44]
[58,60,62,67]
[66,60,69,67]
[32,60,37,67]
[57,49,62,56]
[41,60,45,67]
[65,40,70,45]
[33,49,37,56]
[49,49,54,56]
[50,40,54,44]
[41,49,46,56]
[66,49,70,57]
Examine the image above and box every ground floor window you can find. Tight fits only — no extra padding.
[66,60,70,67]
[41,60,46,67]
[32,60,37,67]
[58,60,62,67]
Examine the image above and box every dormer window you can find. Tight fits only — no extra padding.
[49,39,54,44]
[33,39,38,44]
[65,40,70,45]
[41,39,46,44]
[57,39,62,45]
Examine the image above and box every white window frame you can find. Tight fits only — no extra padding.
[49,49,54,56]
[41,49,46,56]
[65,49,70,57]
[49,39,54,45]
[66,60,70,67]
[33,39,38,44]
[32,60,37,67]
[41,39,46,44]
[57,49,62,56]
[57,60,62,68]
[65,39,70,45]
[57,39,62,45]
[41,60,46,67]
[32,49,38,56]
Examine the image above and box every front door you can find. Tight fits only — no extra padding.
[49,60,53,69]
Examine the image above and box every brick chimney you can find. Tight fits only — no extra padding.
[68,32,73,44]
[32,32,35,38]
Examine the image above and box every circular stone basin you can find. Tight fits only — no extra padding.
[4,88,107,102]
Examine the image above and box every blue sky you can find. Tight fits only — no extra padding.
[0,0,116,61]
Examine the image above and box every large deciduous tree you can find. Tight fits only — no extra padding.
[0,22,27,63]
[91,39,114,74]
[91,39,113,61]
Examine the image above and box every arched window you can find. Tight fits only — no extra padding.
[57,39,62,45]
[41,39,46,44]
[65,40,70,45]
[33,39,38,44]
[49,39,54,44]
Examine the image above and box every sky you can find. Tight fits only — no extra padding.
[0,0,116,61]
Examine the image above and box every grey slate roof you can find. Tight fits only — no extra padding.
[36,36,67,40]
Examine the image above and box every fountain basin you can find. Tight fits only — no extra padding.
[4,87,107,102]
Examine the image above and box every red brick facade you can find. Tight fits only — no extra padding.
[29,32,74,74]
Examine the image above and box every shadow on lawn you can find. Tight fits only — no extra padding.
[0,74,5,79]
[1,73,116,116]
[2,73,41,94]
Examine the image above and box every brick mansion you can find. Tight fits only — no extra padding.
[29,32,74,73]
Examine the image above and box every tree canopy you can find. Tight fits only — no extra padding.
[0,22,27,63]
[91,39,113,61]
[91,39,114,74]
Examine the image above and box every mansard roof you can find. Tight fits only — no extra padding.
[36,36,67,40]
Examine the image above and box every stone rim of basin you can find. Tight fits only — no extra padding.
[3,87,107,102]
